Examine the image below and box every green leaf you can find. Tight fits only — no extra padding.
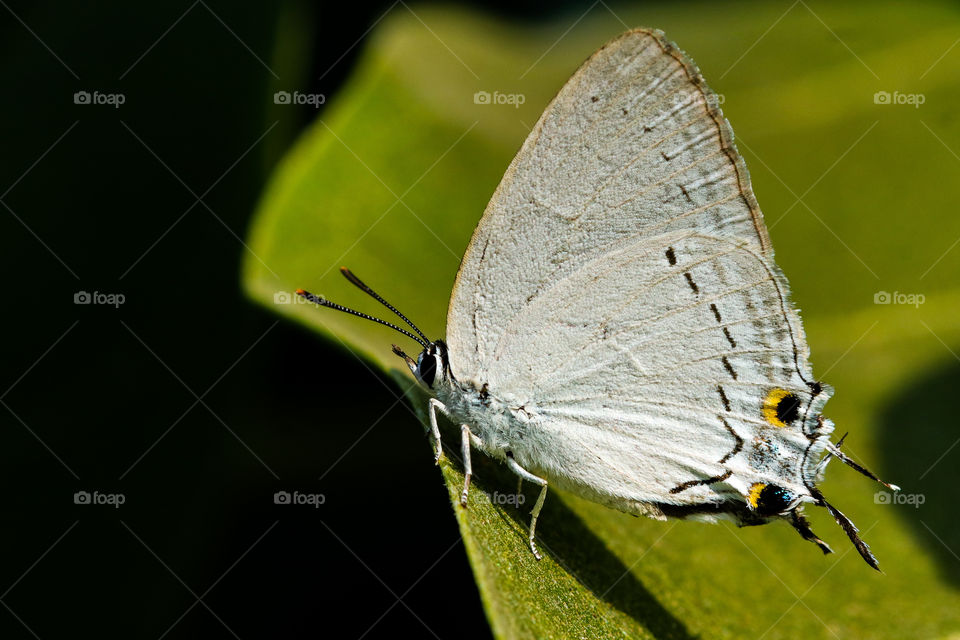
[244,3,960,637]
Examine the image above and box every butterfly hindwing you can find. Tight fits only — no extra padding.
[480,231,828,512]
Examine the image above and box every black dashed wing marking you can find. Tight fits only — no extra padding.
[670,469,732,494]
[718,416,744,464]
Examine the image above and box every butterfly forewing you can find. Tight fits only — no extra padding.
[447,29,774,381]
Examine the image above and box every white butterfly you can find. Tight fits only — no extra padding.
[299,28,897,569]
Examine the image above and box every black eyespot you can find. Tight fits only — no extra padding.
[775,393,801,425]
[756,484,794,516]
[418,354,436,388]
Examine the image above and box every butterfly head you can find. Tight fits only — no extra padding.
[394,340,451,391]
[297,268,454,393]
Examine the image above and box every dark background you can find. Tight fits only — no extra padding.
[0,1,576,637]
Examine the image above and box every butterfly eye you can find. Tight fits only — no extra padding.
[749,483,795,516]
[762,388,802,427]
[417,352,437,388]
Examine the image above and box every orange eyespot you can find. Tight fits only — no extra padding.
[762,388,801,427]
[748,482,766,509]
[748,482,795,516]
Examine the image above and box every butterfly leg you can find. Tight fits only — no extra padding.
[427,398,445,464]
[460,424,475,506]
[505,455,548,561]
